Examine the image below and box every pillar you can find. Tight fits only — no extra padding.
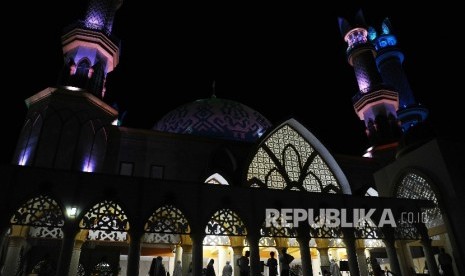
[384,238,402,276]
[56,226,78,276]
[355,245,368,276]
[344,237,360,276]
[247,234,260,276]
[175,244,183,263]
[191,233,204,276]
[397,240,415,276]
[1,236,28,276]
[68,240,84,276]
[318,247,330,273]
[232,246,244,276]
[218,246,228,274]
[420,238,439,276]
[127,230,142,276]
[297,235,313,276]
[182,245,193,276]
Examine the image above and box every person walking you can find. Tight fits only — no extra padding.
[279,248,294,276]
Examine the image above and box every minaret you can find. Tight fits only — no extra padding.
[58,0,122,98]
[369,18,428,132]
[339,12,401,158]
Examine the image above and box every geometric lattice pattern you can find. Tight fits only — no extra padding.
[354,219,384,239]
[79,201,129,231]
[29,226,63,239]
[261,217,297,238]
[88,229,127,242]
[394,221,421,240]
[328,238,346,248]
[310,219,344,239]
[247,125,341,193]
[145,205,190,234]
[203,235,231,246]
[10,195,64,227]
[396,173,443,228]
[244,237,277,247]
[206,209,247,236]
[364,239,386,248]
[143,233,181,244]
[84,0,118,35]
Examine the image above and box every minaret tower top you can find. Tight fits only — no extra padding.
[58,0,123,98]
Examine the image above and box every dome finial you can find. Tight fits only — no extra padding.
[211,80,216,98]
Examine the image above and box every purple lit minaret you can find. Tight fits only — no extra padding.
[58,0,122,98]
[339,11,401,158]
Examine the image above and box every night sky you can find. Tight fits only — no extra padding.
[1,1,461,164]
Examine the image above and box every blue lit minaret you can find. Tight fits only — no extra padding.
[339,12,401,158]
[369,18,428,132]
[58,0,122,98]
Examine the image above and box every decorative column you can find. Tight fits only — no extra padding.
[355,240,368,276]
[247,234,260,276]
[56,224,78,276]
[343,234,360,276]
[297,235,313,276]
[127,229,143,276]
[68,239,85,276]
[232,246,244,276]
[191,233,205,276]
[420,238,439,276]
[182,245,193,276]
[2,235,28,276]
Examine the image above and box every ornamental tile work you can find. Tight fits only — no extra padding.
[247,125,341,192]
[155,98,271,142]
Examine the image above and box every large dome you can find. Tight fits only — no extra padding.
[154,97,271,142]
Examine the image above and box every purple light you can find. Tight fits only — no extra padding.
[18,149,30,166]
[82,157,95,173]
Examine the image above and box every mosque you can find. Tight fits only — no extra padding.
[0,1,464,276]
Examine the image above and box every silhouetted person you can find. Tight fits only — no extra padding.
[237,250,250,276]
[206,259,216,276]
[322,269,331,276]
[438,248,454,276]
[370,258,383,276]
[265,251,278,276]
[329,259,340,276]
[279,248,294,276]
[222,261,233,276]
[149,256,167,276]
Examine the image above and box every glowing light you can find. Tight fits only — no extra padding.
[67,207,78,218]
[18,149,30,166]
[344,28,368,49]
[82,158,95,172]
[112,119,119,126]
[368,27,377,41]
[65,86,81,91]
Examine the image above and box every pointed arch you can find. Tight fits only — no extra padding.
[144,205,190,234]
[260,216,297,238]
[10,195,64,227]
[205,173,229,185]
[395,172,443,228]
[246,119,351,194]
[80,200,129,242]
[206,209,247,236]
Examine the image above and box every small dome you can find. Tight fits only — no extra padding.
[154,97,271,142]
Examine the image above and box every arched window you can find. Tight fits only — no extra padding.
[205,173,229,185]
[396,173,443,228]
[76,59,91,79]
[143,205,190,244]
[247,120,348,193]
[206,209,247,236]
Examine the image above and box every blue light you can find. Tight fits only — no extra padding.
[382,22,390,34]
[379,39,387,48]
[368,27,377,41]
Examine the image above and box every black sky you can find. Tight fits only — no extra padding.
[1,1,461,164]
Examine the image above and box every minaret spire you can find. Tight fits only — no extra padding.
[339,11,401,158]
[369,18,428,133]
[58,0,122,99]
